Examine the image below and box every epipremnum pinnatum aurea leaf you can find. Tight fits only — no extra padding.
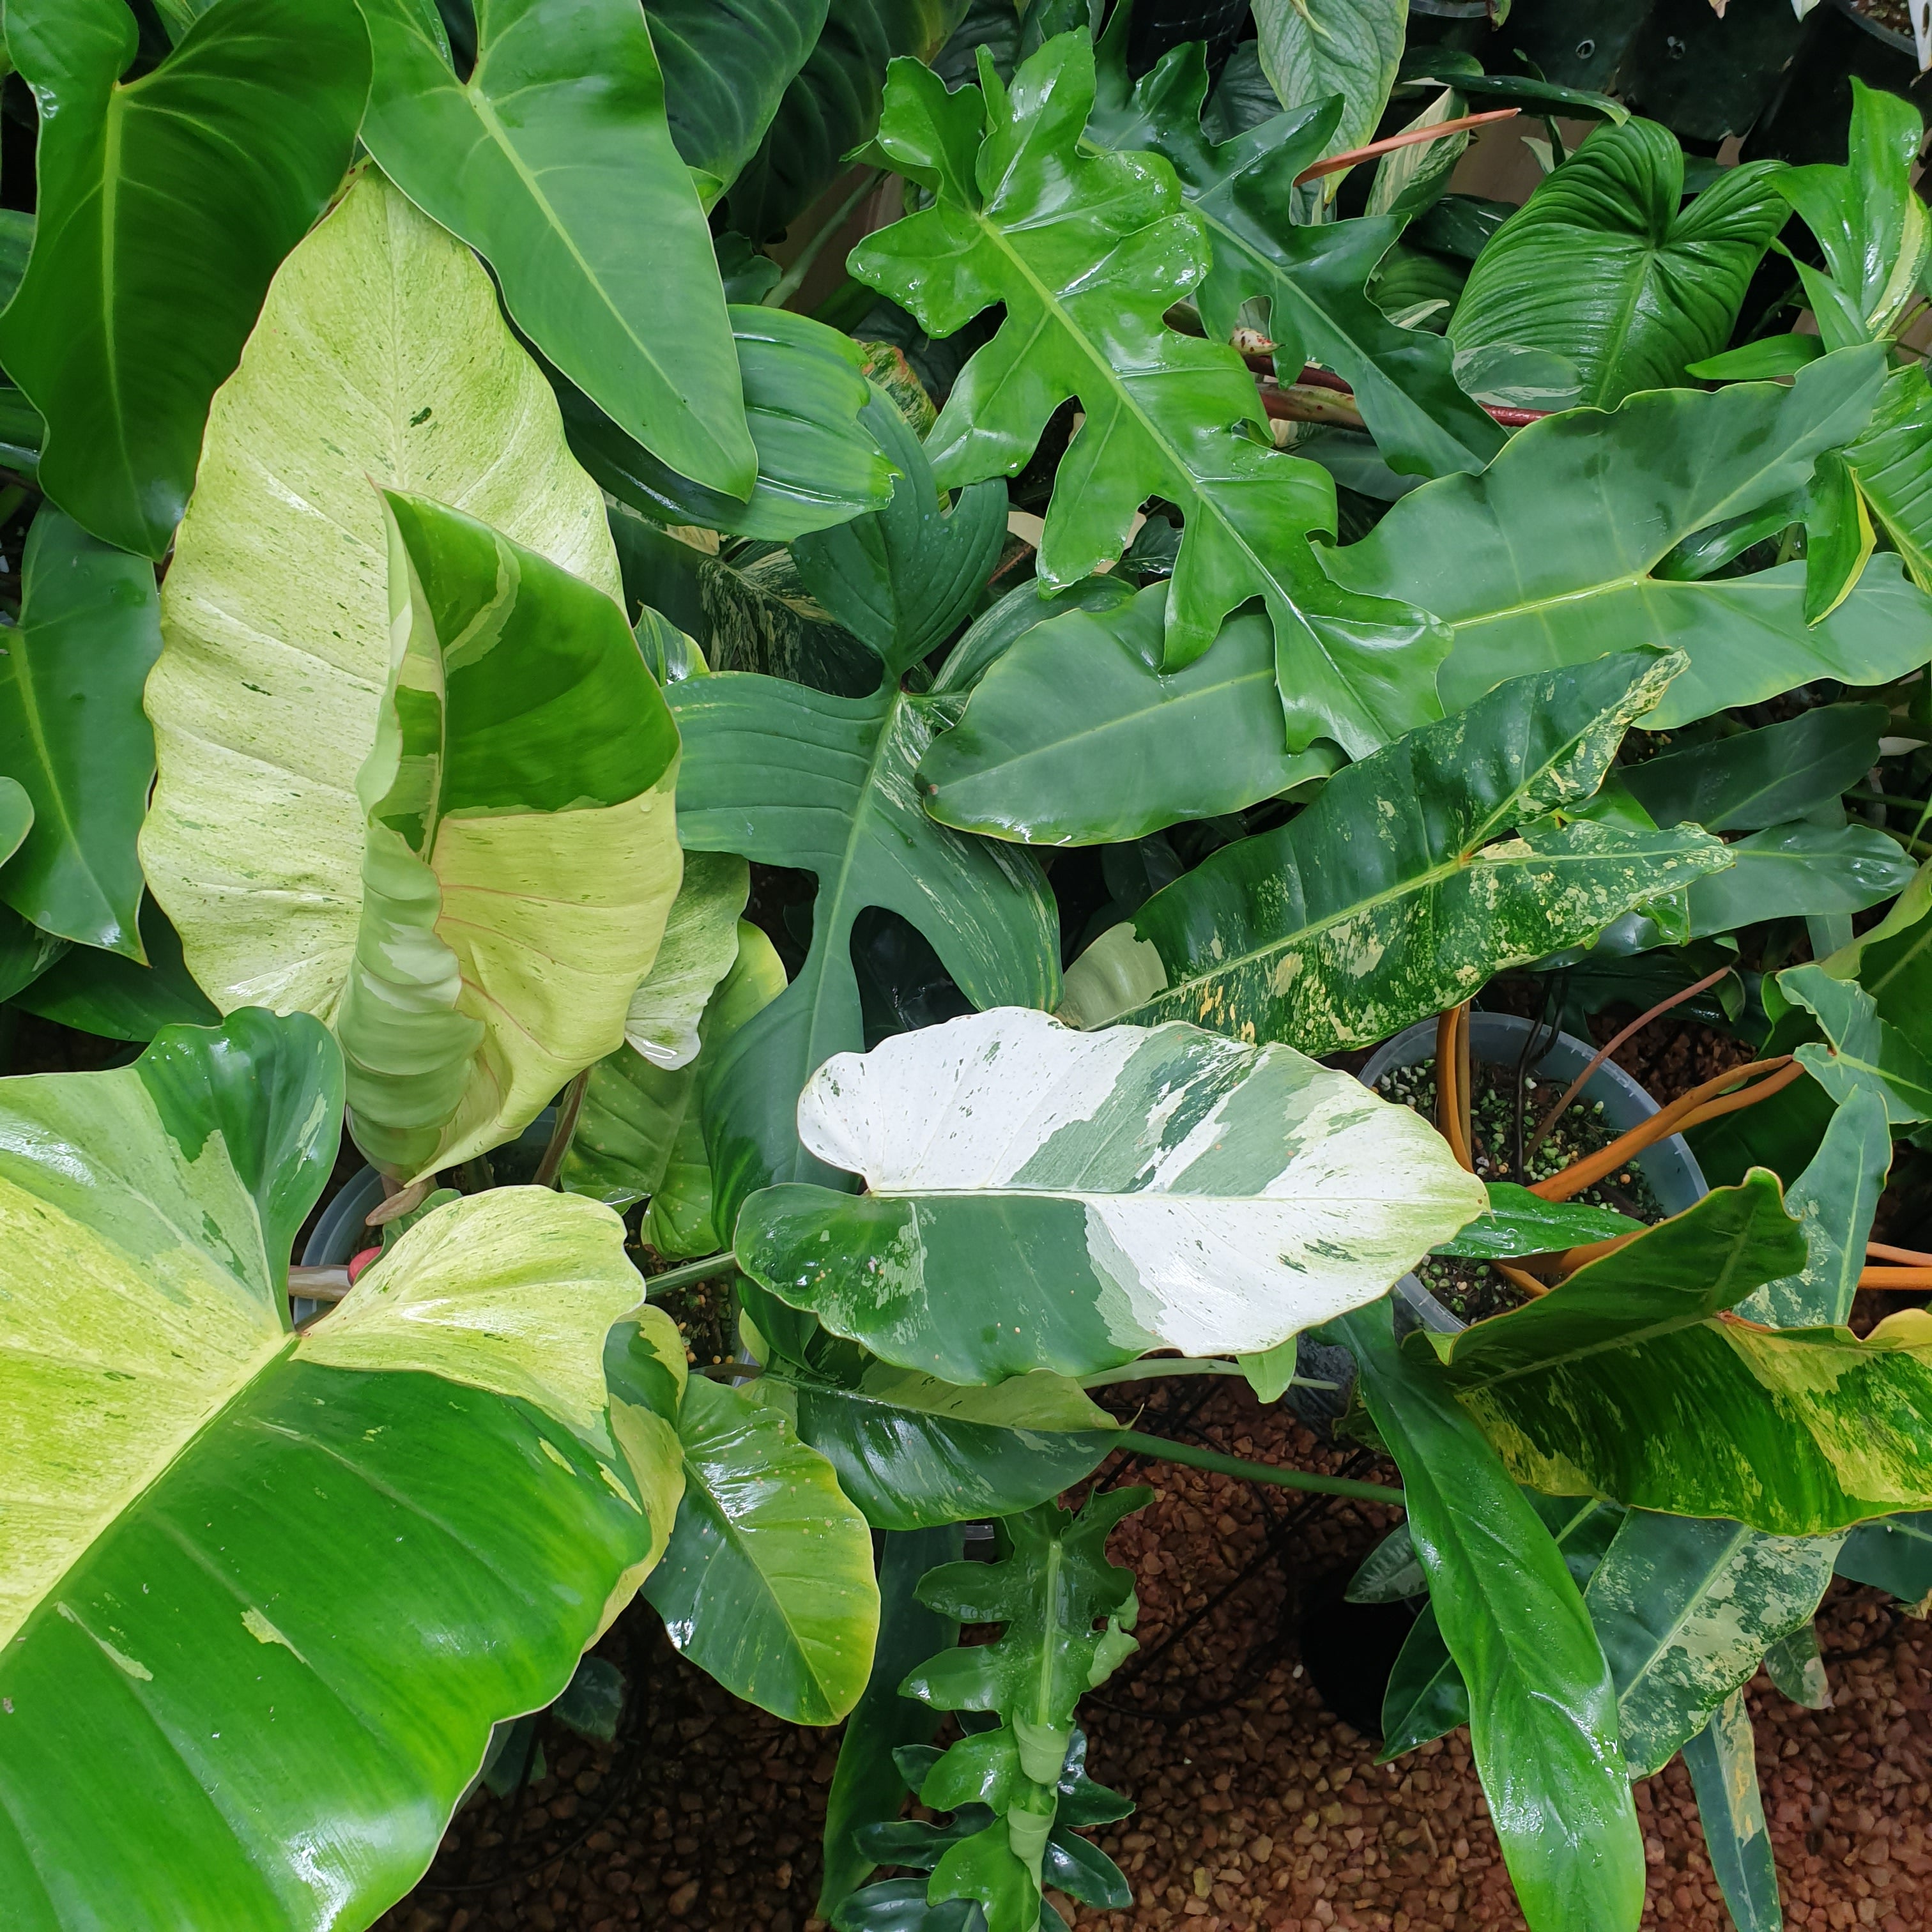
[1326,348,1932,728]
[1109,650,1729,1055]
[0,1011,664,1932]
[334,491,684,1179]
[733,1006,1486,1383]
[847,29,1450,758]
[142,169,625,1027]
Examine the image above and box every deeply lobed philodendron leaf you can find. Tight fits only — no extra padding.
[1108,650,1729,1054]
[734,1006,1485,1382]
[0,1011,664,1931]
[848,30,1447,756]
[1328,347,1932,726]
[335,492,684,1178]
[1778,962,1932,1124]
[0,0,370,556]
[142,169,625,1023]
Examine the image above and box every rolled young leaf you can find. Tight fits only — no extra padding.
[356,0,755,498]
[335,492,683,1178]
[734,1006,1486,1382]
[0,507,160,957]
[0,0,370,556]
[142,168,624,1024]
[0,1011,660,1931]
[1119,650,1729,1054]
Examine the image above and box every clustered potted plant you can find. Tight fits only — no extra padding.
[5,2,1932,1929]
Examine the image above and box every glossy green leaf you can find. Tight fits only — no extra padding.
[1736,1087,1893,1330]
[1335,1301,1644,1932]
[1843,364,1932,592]
[1682,1692,1782,1932]
[1780,962,1932,1123]
[0,0,369,556]
[0,507,158,956]
[1331,349,1932,728]
[335,491,683,1179]
[1683,823,1915,942]
[356,0,755,497]
[1688,335,1825,381]
[1251,0,1404,174]
[1448,118,1788,408]
[670,673,1060,1235]
[1836,1511,1932,1607]
[641,1373,880,1724]
[821,1526,963,1920]
[13,898,218,1044]
[625,853,749,1070]
[0,780,32,868]
[1763,1622,1832,1708]
[920,583,1336,846]
[0,1012,658,1932]
[792,390,1006,676]
[1804,449,1875,624]
[1419,1174,1932,1533]
[767,1361,1118,1529]
[1433,1183,1643,1261]
[645,0,831,196]
[1118,651,1729,1055]
[1584,1510,1844,1777]
[728,0,969,240]
[1087,35,1505,480]
[931,574,1136,696]
[736,1005,1485,1382]
[560,306,896,542]
[1620,703,1887,833]
[141,169,624,1027]
[850,33,1448,756]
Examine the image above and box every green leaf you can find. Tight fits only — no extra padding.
[1583,1510,1844,1777]
[356,0,755,498]
[1433,1183,1643,1261]
[644,0,832,197]
[1447,118,1789,408]
[1417,1173,1932,1534]
[0,507,159,956]
[0,0,366,556]
[1687,334,1825,381]
[919,583,1336,846]
[1335,1301,1644,1932]
[641,1373,880,1724]
[1763,1621,1831,1708]
[141,169,625,1029]
[850,34,1448,756]
[1836,1511,1932,1607]
[792,389,1007,677]
[1620,703,1887,833]
[735,1006,1485,1382]
[1736,1087,1893,1329]
[670,673,1061,1234]
[1251,0,1404,176]
[0,779,33,868]
[1682,1692,1782,1932]
[770,1361,1118,1529]
[335,491,684,1178]
[1780,962,1932,1124]
[1683,823,1915,942]
[1331,348,1932,727]
[1087,36,1506,480]
[820,1526,963,1920]
[1843,365,1932,592]
[625,852,749,1069]
[1804,449,1876,624]
[0,1013,658,1931]
[13,897,218,1043]
[930,572,1137,696]
[560,306,896,541]
[1119,652,1729,1055]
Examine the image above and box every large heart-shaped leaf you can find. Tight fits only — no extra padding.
[1328,348,1932,726]
[1111,651,1728,1055]
[0,0,368,557]
[355,0,754,498]
[850,31,1446,756]
[920,583,1335,845]
[335,491,684,1178]
[735,1006,1485,1381]
[141,169,622,1022]
[1087,33,1505,480]
[1335,1301,1644,1932]
[670,673,1060,1234]
[1448,118,1788,407]
[1419,1174,1932,1534]
[0,1010,660,1931]
[0,507,159,957]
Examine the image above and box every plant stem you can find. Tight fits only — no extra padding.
[1117,1429,1402,1503]
[642,1251,735,1296]
[1292,107,1517,185]
[763,169,883,309]
[533,1070,589,1188]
